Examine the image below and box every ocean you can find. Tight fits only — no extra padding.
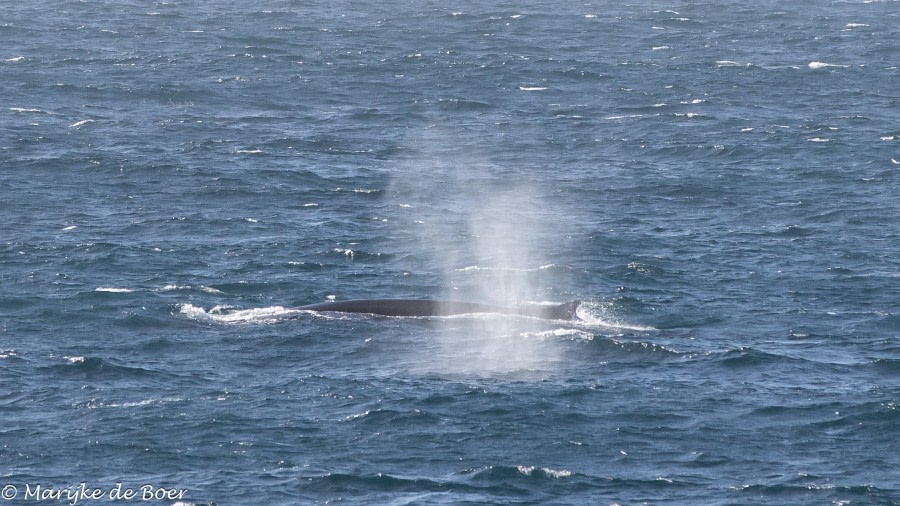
[1,0,898,504]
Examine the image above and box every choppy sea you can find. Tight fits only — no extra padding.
[2,1,899,504]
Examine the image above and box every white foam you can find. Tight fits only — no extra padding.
[517,466,573,478]
[9,107,45,113]
[179,303,301,323]
[95,287,134,293]
[605,114,644,120]
[85,397,183,409]
[5,56,25,62]
[519,86,548,91]
[521,328,594,342]
[716,60,751,68]
[70,119,94,128]
[808,61,848,70]
[161,284,224,294]
[574,302,656,332]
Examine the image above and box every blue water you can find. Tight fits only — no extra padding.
[2,1,899,504]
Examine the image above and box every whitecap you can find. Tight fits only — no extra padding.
[544,468,573,478]
[807,137,830,142]
[516,466,572,478]
[652,46,671,50]
[159,284,222,294]
[519,86,548,91]
[716,60,750,67]
[5,56,24,62]
[345,409,373,421]
[808,61,848,70]
[65,356,86,364]
[0,350,17,359]
[9,107,45,113]
[95,287,134,293]
[61,225,77,231]
[70,119,94,128]
[85,397,183,409]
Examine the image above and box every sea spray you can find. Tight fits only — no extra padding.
[387,125,569,374]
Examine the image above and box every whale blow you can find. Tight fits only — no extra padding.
[293,299,581,320]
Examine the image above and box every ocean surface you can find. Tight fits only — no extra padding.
[2,0,899,504]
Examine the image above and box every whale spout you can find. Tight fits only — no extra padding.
[293,299,582,320]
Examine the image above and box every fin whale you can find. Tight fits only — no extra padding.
[293,299,581,320]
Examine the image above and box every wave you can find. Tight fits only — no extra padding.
[733,481,891,501]
[44,356,159,379]
[808,61,849,70]
[95,287,134,293]
[75,396,185,410]
[159,284,225,295]
[462,465,582,482]
[90,284,225,295]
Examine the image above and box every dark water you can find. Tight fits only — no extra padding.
[2,0,899,504]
